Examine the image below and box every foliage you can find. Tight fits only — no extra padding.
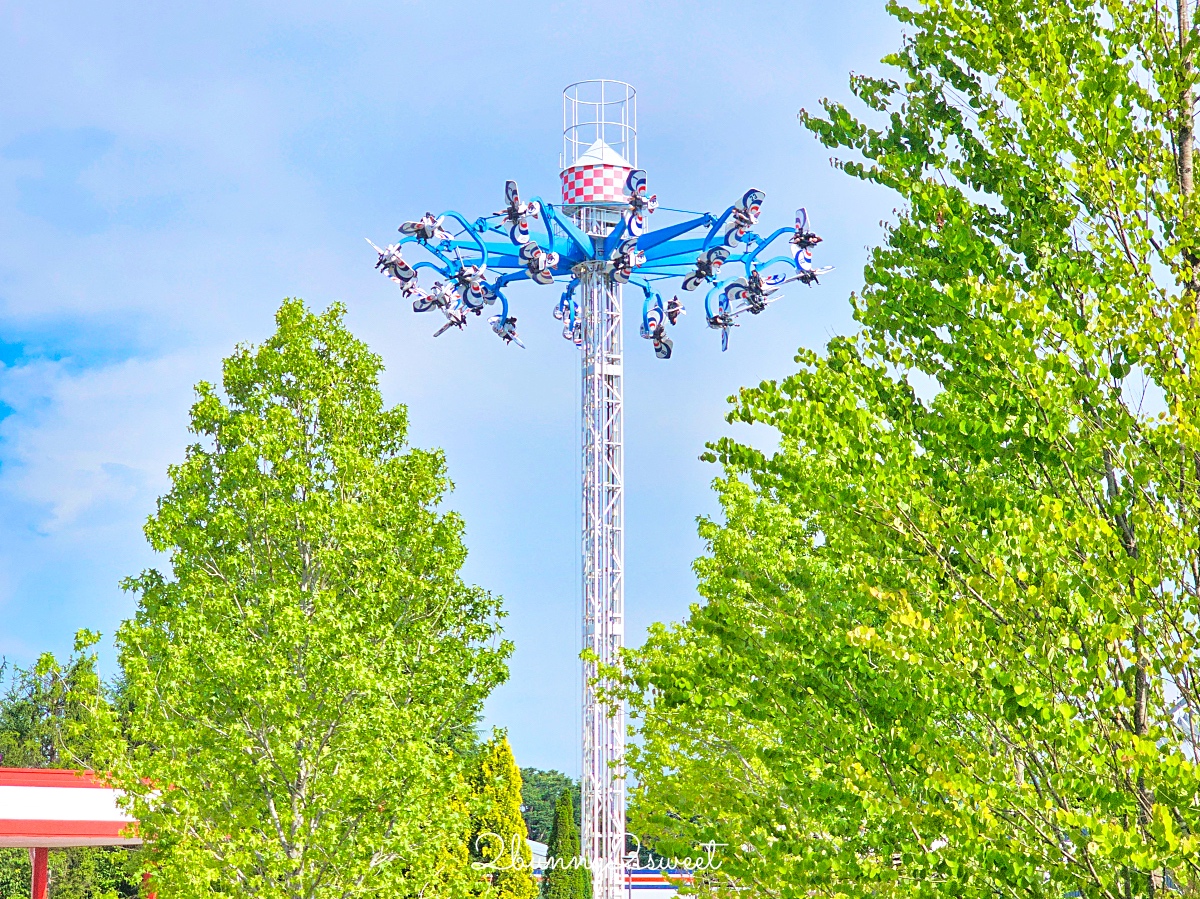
[542,790,586,899]
[90,299,511,899]
[519,769,579,843]
[619,1,1200,897]
[472,734,537,899]
[0,850,139,899]
[0,854,27,899]
[0,634,104,768]
[0,640,139,899]
[0,643,139,897]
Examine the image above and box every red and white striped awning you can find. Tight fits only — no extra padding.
[0,768,140,847]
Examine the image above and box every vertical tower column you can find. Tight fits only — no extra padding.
[580,260,626,899]
[562,79,636,899]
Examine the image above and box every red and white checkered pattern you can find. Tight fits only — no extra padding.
[561,164,631,204]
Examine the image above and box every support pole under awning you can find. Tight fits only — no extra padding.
[29,848,47,899]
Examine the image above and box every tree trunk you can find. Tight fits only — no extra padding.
[1135,620,1154,898]
[1181,0,1194,200]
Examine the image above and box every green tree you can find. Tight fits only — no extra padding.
[0,637,100,768]
[472,734,537,899]
[620,1,1200,897]
[92,300,510,899]
[0,639,139,899]
[519,770,579,843]
[542,790,585,899]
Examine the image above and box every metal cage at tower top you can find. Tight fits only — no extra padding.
[562,80,637,173]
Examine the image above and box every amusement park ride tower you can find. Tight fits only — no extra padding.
[369,80,829,899]
[563,82,634,899]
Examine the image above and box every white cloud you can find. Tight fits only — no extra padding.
[0,351,202,532]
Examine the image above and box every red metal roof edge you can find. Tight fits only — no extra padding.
[0,768,110,788]
[0,820,136,838]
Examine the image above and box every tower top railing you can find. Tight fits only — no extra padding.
[562,80,637,171]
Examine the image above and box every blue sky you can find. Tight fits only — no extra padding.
[0,1,901,775]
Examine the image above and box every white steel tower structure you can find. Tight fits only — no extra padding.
[561,80,634,899]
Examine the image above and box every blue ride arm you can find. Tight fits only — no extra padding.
[702,207,737,250]
[520,196,557,251]
[703,281,728,320]
[556,277,580,326]
[485,271,539,320]
[492,289,510,319]
[602,215,629,258]
[438,211,490,267]
[627,276,663,330]
[561,277,580,328]
[438,238,518,257]
[637,265,707,277]
[642,237,709,262]
[480,252,527,269]
[754,255,801,275]
[495,271,532,289]
[536,200,594,261]
[742,228,792,272]
[626,275,656,298]
[634,215,715,252]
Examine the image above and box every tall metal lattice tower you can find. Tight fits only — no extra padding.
[370,78,829,899]
[562,80,634,899]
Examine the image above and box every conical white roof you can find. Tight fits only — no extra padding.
[570,138,631,169]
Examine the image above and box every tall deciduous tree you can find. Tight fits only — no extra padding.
[519,770,579,844]
[93,300,510,899]
[542,790,585,899]
[472,734,537,899]
[621,1,1200,897]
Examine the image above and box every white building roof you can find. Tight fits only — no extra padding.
[570,139,631,169]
